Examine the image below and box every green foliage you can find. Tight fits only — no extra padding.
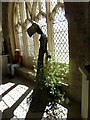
[34,56,69,103]
[44,58,69,102]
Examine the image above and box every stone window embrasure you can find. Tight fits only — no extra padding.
[13,0,69,67]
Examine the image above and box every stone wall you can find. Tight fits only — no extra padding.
[65,2,89,102]
[2,3,13,62]
[87,2,90,64]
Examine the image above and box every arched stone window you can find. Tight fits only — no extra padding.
[9,0,69,67]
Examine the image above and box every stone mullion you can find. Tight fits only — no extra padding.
[26,2,32,19]
[32,2,40,59]
[31,2,37,21]
[50,2,64,20]
[46,2,54,55]
[33,33,39,59]
[19,3,29,67]
[13,3,20,49]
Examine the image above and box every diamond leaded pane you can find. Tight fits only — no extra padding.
[41,0,46,13]
[53,7,69,63]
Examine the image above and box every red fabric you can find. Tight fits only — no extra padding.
[14,53,22,65]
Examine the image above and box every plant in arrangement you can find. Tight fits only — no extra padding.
[33,57,69,119]
[43,58,69,104]
[34,56,69,104]
[39,58,69,119]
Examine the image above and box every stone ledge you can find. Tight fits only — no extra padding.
[79,66,90,80]
[15,67,36,81]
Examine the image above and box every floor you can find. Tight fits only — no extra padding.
[0,75,81,120]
